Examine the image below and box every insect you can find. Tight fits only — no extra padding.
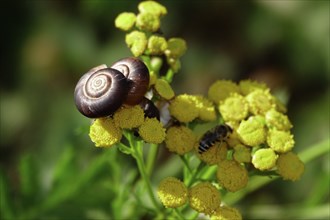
[198,124,232,154]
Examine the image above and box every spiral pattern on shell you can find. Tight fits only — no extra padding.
[111,57,150,105]
[74,66,128,118]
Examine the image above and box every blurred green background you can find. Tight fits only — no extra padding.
[0,0,329,219]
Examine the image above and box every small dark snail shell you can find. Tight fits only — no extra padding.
[74,65,128,118]
[110,57,150,105]
[139,97,160,120]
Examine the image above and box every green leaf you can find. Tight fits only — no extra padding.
[0,170,15,220]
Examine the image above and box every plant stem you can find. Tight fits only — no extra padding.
[128,134,162,212]
[146,144,159,176]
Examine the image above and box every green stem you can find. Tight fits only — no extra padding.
[146,144,159,176]
[164,69,174,83]
[129,135,161,212]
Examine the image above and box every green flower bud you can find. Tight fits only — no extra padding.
[114,12,136,31]
[147,35,167,55]
[136,12,160,32]
[138,1,167,17]
[237,116,266,146]
[154,78,175,100]
[252,148,278,171]
[125,31,147,57]
[167,57,181,73]
[267,129,295,153]
[233,144,251,163]
[165,38,187,58]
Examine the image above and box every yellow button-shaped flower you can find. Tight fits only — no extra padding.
[219,93,249,122]
[114,105,145,129]
[165,126,196,155]
[208,80,240,104]
[237,116,267,146]
[169,94,199,123]
[211,206,242,220]
[276,152,304,181]
[157,177,188,208]
[189,182,221,216]
[217,160,248,192]
[138,118,165,144]
[267,129,295,153]
[252,148,278,171]
[89,118,122,147]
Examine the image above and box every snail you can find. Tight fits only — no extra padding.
[74,58,150,118]
[110,57,150,105]
[139,97,160,120]
[74,65,129,118]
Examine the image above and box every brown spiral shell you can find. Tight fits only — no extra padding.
[110,57,150,105]
[74,65,128,118]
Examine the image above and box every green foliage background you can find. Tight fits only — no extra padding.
[0,0,329,219]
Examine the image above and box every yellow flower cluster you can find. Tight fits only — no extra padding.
[157,177,188,208]
[89,105,165,147]
[169,94,216,123]
[115,1,186,73]
[157,178,243,218]
[207,79,304,181]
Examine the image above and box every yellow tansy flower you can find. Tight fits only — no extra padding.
[197,142,228,165]
[217,160,248,192]
[239,79,267,95]
[219,93,249,122]
[237,116,267,146]
[189,182,221,216]
[138,118,165,144]
[267,129,295,153]
[208,80,240,104]
[246,89,275,115]
[89,118,122,147]
[169,94,199,123]
[157,177,188,208]
[154,78,175,100]
[252,148,278,171]
[276,152,304,181]
[211,206,242,220]
[192,95,217,122]
[113,106,145,129]
[165,126,196,155]
[265,108,292,131]
[233,144,251,163]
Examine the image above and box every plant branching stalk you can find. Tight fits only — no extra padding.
[127,133,162,212]
[146,144,159,176]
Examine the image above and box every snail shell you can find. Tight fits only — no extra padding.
[111,57,150,105]
[74,65,128,118]
[139,97,160,120]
